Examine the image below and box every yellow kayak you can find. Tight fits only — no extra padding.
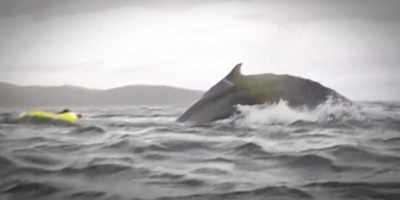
[19,110,81,122]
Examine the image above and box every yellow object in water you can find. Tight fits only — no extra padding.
[19,110,80,122]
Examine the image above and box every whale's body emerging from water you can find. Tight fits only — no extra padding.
[177,63,351,124]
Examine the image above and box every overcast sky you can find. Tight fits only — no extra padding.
[0,0,399,101]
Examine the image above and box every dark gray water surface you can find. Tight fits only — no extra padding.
[1,101,400,200]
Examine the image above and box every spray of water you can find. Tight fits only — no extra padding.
[231,97,366,127]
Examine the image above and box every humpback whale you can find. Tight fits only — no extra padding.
[177,63,351,124]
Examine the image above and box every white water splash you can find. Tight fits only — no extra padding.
[232,98,366,127]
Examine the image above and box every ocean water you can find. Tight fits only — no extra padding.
[0,101,400,200]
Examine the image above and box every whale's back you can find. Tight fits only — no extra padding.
[240,73,350,108]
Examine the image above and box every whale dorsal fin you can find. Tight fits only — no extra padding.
[200,63,242,99]
[225,63,242,81]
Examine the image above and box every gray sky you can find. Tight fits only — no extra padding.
[0,0,399,101]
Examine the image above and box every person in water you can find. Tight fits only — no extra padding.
[56,109,70,114]
[56,109,83,119]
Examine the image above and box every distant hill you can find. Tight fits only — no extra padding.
[0,82,203,107]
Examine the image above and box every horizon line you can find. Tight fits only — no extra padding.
[0,81,204,92]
